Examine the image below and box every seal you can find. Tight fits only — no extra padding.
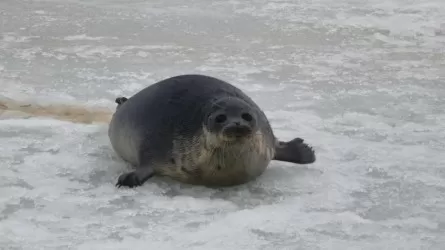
[108,74,316,188]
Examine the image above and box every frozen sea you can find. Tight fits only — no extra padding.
[1,0,445,249]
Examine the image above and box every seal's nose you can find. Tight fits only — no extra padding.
[223,123,252,137]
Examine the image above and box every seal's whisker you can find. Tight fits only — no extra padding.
[221,141,228,169]
[235,146,244,163]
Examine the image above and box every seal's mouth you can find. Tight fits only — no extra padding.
[222,124,253,139]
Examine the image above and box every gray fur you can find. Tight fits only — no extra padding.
[108,74,316,188]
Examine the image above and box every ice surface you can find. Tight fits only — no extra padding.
[1,0,445,249]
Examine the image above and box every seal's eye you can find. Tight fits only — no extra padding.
[215,114,227,123]
[241,113,253,122]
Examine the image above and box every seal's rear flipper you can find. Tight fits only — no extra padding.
[115,97,128,110]
[115,97,128,105]
[273,138,316,164]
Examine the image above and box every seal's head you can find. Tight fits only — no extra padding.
[204,96,258,144]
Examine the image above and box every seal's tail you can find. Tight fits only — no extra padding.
[0,97,113,124]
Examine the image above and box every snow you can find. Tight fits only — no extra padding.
[1,0,445,249]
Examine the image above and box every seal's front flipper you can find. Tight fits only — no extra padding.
[116,167,154,188]
[273,138,316,164]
